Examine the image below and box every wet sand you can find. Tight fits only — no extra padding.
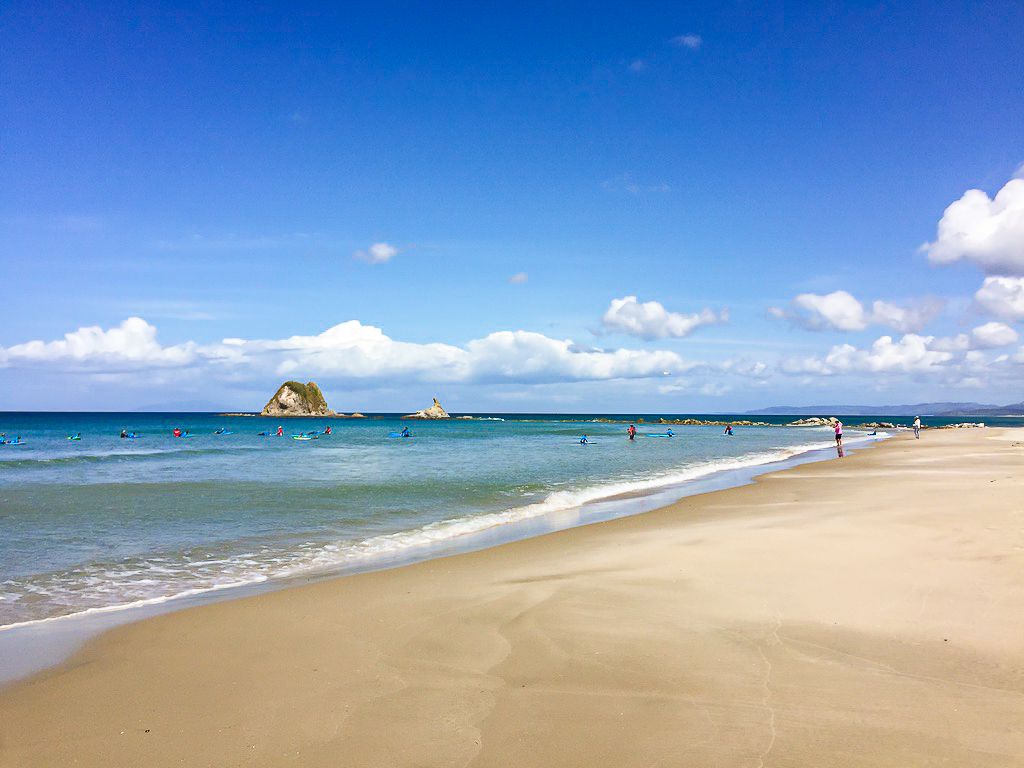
[2,429,1022,767]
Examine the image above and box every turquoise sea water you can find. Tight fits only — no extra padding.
[3,410,1009,682]
[0,410,890,636]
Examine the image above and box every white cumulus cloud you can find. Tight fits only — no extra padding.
[970,321,1019,349]
[602,296,728,340]
[921,178,1024,275]
[0,318,698,387]
[354,242,398,264]
[791,290,868,331]
[780,334,954,375]
[772,290,943,333]
[465,331,690,383]
[974,276,1024,320]
[0,317,197,369]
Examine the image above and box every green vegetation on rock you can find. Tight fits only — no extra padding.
[262,381,332,416]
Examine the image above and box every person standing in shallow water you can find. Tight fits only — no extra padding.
[834,419,843,447]
[913,416,922,439]
[628,424,637,440]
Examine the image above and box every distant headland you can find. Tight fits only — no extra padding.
[746,400,1024,417]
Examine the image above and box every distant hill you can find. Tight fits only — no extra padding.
[745,402,1000,416]
[943,401,1024,416]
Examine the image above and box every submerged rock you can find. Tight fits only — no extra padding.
[402,398,450,420]
[657,418,771,427]
[261,381,335,417]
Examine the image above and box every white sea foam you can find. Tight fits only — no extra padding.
[274,438,843,576]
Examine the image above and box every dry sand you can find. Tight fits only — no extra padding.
[1,429,1022,767]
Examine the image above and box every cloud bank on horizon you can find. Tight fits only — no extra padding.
[3,174,1024,410]
[3,170,1024,413]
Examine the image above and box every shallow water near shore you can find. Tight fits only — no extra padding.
[0,411,894,682]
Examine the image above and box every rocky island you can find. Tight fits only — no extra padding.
[261,381,336,417]
[402,397,450,420]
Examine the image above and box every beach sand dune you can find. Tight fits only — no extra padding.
[2,429,1023,766]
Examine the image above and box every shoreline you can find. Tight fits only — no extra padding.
[2,429,1022,766]
[0,431,873,685]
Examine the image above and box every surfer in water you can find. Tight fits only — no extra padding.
[580,435,589,444]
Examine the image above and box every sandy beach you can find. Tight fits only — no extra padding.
[2,428,1022,767]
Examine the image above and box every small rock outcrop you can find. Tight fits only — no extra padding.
[786,417,835,427]
[402,397,450,420]
[261,381,335,417]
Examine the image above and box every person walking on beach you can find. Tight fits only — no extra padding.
[913,416,921,439]
[834,419,843,447]
[628,424,637,440]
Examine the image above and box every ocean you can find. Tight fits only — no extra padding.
[1,409,988,681]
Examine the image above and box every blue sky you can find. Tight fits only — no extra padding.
[2,1,1023,412]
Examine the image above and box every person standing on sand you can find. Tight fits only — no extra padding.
[834,419,843,446]
[628,424,637,440]
[913,416,922,439]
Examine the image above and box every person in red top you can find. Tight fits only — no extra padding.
[628,424,637,440]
